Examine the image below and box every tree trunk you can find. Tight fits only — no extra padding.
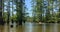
[0,0,4,25]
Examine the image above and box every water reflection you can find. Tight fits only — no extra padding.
[4,23,8,32]
[24,22,42,32]
[0,22,60,32]
[24,22,33,32]
[42,23,46,32]
[0,25,4,32]
[50,23,53,32]
[53,23,58,32]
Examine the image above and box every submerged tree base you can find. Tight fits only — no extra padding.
[0,21,5,25]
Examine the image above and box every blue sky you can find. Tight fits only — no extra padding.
[25,0,32,17]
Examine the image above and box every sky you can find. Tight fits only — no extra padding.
[25,0,32,17]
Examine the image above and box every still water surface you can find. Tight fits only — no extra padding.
[0,22,60,32]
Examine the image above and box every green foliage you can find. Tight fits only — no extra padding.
[31,0,60,23]
[2,0,60,23]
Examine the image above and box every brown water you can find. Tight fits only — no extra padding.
[0,22,60,32]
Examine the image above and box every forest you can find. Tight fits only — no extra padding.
[0,0,60,25]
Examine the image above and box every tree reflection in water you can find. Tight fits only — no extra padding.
[0,23,60,32]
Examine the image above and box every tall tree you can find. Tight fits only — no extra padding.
[31,0,36,22]
[7,0,10,24]
[0,0,4,25]
[36,0,43,22]
[16,0,25,25]
[57,0,60,22]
